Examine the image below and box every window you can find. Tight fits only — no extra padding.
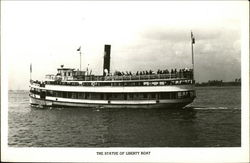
[72,92,77,99]
[159,82,164,85]
[30,88,35,94]
[63,92,67,98]
[49,91,53,96]
[160,92,175,99]
[85,93,89,99]
[58,91,63,97]
[152,93,156,99]
[143,93,147,99]
[171,92,177,99]
[64,72,66,76]
[91,93,100,100]
[183,91,189,98]
[135,82,142,86]
[106,94,111,100]
[152,82,158,86]
[78,92,84,99]
[101,82,111,86]
[178,92,182,99]
[124,94,127,100]
[68,92,72,98]
[189,91,195,97]
[130,82,135,86]
[68,72,71,76]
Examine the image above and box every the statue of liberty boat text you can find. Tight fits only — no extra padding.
[29,32,197,109]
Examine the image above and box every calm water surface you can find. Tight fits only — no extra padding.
[8,86,241,147]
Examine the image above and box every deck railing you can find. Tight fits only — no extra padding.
[30,71,194,87]
[81,72,193,81]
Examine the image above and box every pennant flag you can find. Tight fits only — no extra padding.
[77,46,81,51]
[191,32,195,44]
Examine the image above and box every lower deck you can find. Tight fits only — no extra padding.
[29,85,195,109]
[30,95,194,109]
[30,89,195,101]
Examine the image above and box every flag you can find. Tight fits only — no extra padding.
[191,32,195,44]
[77,46,81,51]
[30,63,32,73]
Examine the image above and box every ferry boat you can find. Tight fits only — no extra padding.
[29,34,196,109]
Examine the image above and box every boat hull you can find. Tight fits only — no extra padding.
[29,95,194,109]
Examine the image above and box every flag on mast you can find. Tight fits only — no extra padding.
[191,32,195,44]
[77,46,81,51]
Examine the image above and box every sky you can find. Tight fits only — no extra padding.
[1,1,247,90]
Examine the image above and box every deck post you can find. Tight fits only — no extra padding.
[77,46,82,71]
[80,51,81,71]
[30,63,32,82]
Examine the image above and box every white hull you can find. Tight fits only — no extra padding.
[29,95,194,109]
[32,84,194,93]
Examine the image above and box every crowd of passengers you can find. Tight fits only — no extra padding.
[31,79,194,87]
[30,68,193,87]
[113,68,193,77]
[30,80,46,87]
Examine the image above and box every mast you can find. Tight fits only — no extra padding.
[77,46,82,71]
[191,31,195,80]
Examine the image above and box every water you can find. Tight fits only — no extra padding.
[8,86,241,147]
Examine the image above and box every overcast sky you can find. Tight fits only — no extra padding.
[2,1,247,90]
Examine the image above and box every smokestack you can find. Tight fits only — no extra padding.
[103,45,111,76]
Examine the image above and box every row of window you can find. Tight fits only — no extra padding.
[30,88,195,100]
[45,80,194,87]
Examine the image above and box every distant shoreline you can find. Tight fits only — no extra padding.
[195,85,241,87]
[195,80,241,87]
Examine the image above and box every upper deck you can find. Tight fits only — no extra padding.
[30,69,194,89]
[44,69,193,82]
[83,71,193,82]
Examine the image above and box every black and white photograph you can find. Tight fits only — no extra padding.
[1,1,249,162]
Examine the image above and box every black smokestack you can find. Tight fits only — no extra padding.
[103,45,111,76]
